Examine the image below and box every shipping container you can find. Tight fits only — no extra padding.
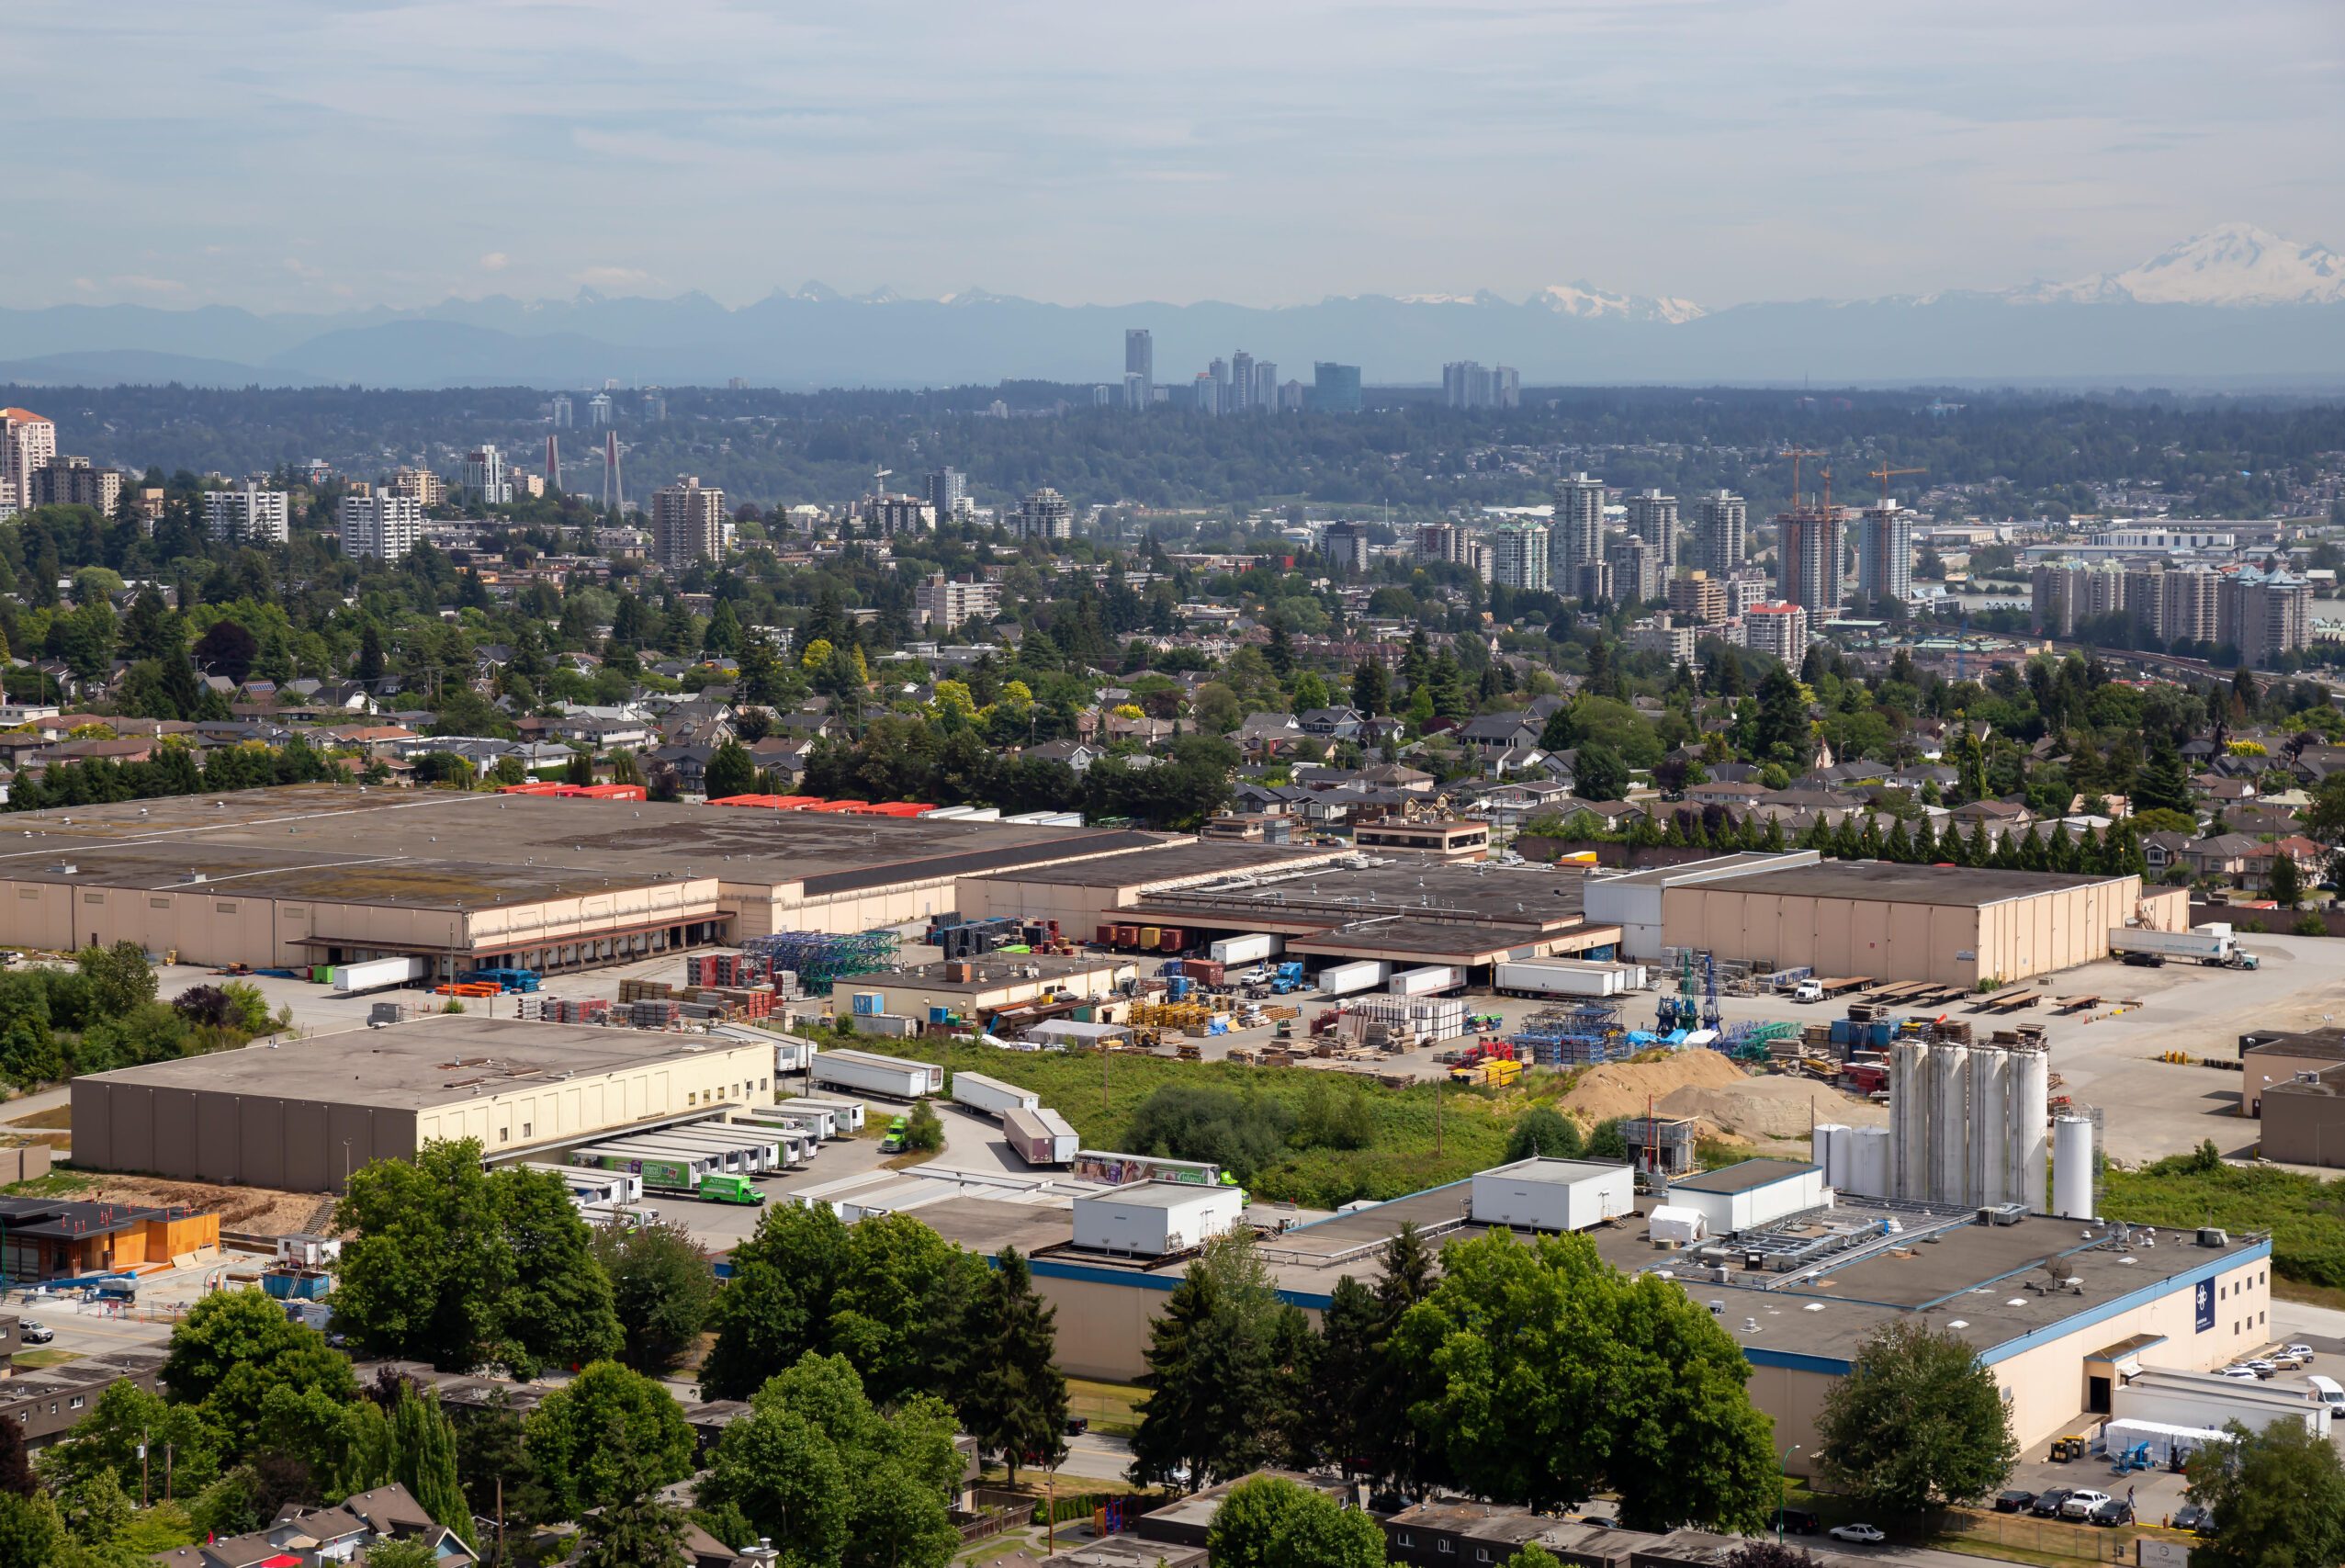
[950,1071,1040,1119]
[1316,960,1391,997]
[811,1048,945,1100]
[1209,933,1283,965]
[1003,1105,1081,1165]
[1388,964,1463,997]
[1138,927,1161,950]
[1160,928,1185,952]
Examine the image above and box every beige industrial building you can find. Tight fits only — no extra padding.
[1655,862,2184,987]
[913,1164,2274,1474]
[0,786,1167,976]
[832,953,1139,1030]
[2238,1028,2345,1118]
[72,1016,777,1190]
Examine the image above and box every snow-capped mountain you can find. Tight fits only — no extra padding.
[1531,281,1707,324]
[2015,223,2345,308]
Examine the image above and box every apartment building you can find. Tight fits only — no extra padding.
[1775,507,1846,618]
[204,480,291,545]
[1855,502,1915,605]
[914,574,1001,628]
[1667,570,1729,626]
[1743,602,1810,662]
[389,468,446,506]
[650,477,727,569]
[0,408,57,519]
[1490,522,1550,592]
[1697,490,1747,578]
[1623,489,1679,574]
[1017,486,1074,542]
[30,456,121,516]
[337,493,424,562]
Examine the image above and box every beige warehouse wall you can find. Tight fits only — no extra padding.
[1661,888,1986,987]
[1032,1271,1324,1382]
[73,1075,419,1190]
[1990,1255,2271,1452]
[414,1042,771,1156]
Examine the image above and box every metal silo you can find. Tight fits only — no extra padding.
[1968,1045,2011,1206]
[2053,1115,2094,1219]
[1852,1126,1891,1198]
[1933,1041,1971,1204]
[1815,1122,1850,1190]
[2012,1045,2052,1213]
[1889,1039,1933,1201]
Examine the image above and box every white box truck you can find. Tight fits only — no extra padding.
[950,1070,1040,1119]
[1210,933,1283,965]
[1317,960,1390,997]
[2108,924,2258,969]
[333,955,427,994]
[811,1049,945,1100]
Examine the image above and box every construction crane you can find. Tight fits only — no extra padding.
[1867,464,1926,505]
[1778,447,1826,512]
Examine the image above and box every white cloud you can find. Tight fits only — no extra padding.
[479,251,510,271]
[574,265,651,289]
[111,275,186,294]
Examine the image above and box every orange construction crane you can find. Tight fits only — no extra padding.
[1779,447,1826,511]
[1868,464,1926,505]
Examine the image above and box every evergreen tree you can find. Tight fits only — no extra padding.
[704,739,757,801]
[390,1385,475,1547]
[1349,660,1390,716]
[2132,738,2193,817]
[705,598,743,658]
[961,1247,1068,1487]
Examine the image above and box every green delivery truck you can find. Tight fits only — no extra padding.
[574,1148,767,1206]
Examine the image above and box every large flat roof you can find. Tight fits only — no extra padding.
[77,1015,765,1111]
[0,786,1167,909]
[1688,861,2128,908]
[1133,862,1589,932]
[978,841,1347,889]
[1669,1158,1819,1195]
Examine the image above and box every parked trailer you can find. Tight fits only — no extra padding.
[950,1070,1041,1119]
[333,955,428,995]
[782,1095,867,1134]
[1388,964,1463,998]
[2108,923,2257,969]
[637,1124,784,1172]
[570,1147,717,1188]
[1317,960,1392,998]
[1003,1105,1081,1166]
[744,1102,838,1140]
[582,1136,750,1175]
[811,1048,945,1100]
[1210,932,1285,966]
[1494,958,1635,998]
[522,1162,644,1205]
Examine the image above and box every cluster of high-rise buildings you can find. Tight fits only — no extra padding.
[2031,559,2310,665]
[1116,331,1359,414]
[1441,362,1519,410]
[1,407,128,521]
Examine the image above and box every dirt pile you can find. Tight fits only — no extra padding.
[1558,1050,1753,1124]
[71,1174,336,1235]
[1658,1075,1888,1140]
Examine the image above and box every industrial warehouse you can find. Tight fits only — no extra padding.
[0,785,1168,974]
[71,1016,778,1190]
[904,1155,2274,1471]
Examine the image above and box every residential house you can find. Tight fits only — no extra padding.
[648,745,716,796]
[1457,712,1544,756]
[1024,739,1104,773]
[1233,713,1302,759]
[152,1482,477,1567]
[2245,835,2327,893]
[2179,833,2262,881]
[1296,706,1368,741]
[1947,799,2033,831]
[2141,830,2193,874]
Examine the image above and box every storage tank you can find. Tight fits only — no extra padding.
[2054,1116,2095,1219]
[1812,1123,1849,1190]
[1933,1043,1970,1205]
[1889,1039,1933,1202]
[1850,1127,1891,1198]
[2012,1046,2052,1213]
[1968,1045,2011,1207]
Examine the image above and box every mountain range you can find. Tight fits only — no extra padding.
[3,223,2341,391]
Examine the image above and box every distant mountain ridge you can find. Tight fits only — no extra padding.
[2,225,2341,390]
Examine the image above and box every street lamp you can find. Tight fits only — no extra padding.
[1777,1443,1802,1542]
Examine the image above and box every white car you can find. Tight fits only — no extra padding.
[2216,1366,2261,1380]
[1828,1524,1885,1544]
[2061,1490,2113,1519]
[16,1320,51,1345]
[2283,1343,2317,1360]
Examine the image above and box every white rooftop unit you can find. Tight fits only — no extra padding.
[1662,1159,1825,1235]
[1469,1157,1634,1233]
[1648,1205,1707,1246]
[1073,1179,1246,1257]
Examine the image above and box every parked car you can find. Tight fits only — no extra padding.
[2282,1342,2317,1361]
[2239,1359,2278,1378]
[2173,1504,2216,1535]
[2215,1366,2261,1381]
[16,1320,51,1346]
[2089,1499,2134,1527]
[2031,1489,2077,1517]
[1992,1490,2037,1514]
[1828,1524,1886,1544]
[2061,1490,2114,1519]
[1063,1416,1088,1436]
[1778,1508,1821,1535]
[2271,1349,2310,1370]
[1579,1516,1618,1529]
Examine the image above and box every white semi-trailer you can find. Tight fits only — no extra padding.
[2108,923,2258,969]
[949,1071,1040,1119]
[811,1049,945,1100]
[1316,961,1391,997]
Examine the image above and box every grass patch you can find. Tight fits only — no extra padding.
[2273,1275,2345,1312]
[5,1105,70,1130]
[3,1170,93,1198]
[2101,1150,2345,1288]
[12,1348,80,1369]
[874,1037,1519,1208]
[1065,1376,1148,1438]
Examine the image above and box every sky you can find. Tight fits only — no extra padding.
[8,0,2343,314]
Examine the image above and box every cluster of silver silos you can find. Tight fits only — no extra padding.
[1820,1038,2090,1216]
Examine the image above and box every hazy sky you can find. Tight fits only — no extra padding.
[10,0,2342,312]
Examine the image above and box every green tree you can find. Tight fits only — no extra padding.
[1571,741,1629,802]
[1392,1229,1776,1531]
[1505,1105,1584,1162]
[961,1248,1067,1487]
[2268,852,2305,910]
[39,1375,222,1504]
[1206,1473,1386,1568]
[525,1360,696,1522]
[333,1139,622,1378]
[2132,738,2194,817]
[1350,660,1391,716]
[74,941,157,1020]
[1753,667,1812,768]
[1816,1320,2016,1515]
[1131,1234,1313,1490]
[2184,1417,2345,1568]
[577,1472,693,1568]
[158,1288,354,1463]
[705,738,757,800]
[902,1099,945,1153]
[356,1537,442,1568]
[592,1220,717,1373]
[701,1202,849,1400]
[0,1492,67,1568]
